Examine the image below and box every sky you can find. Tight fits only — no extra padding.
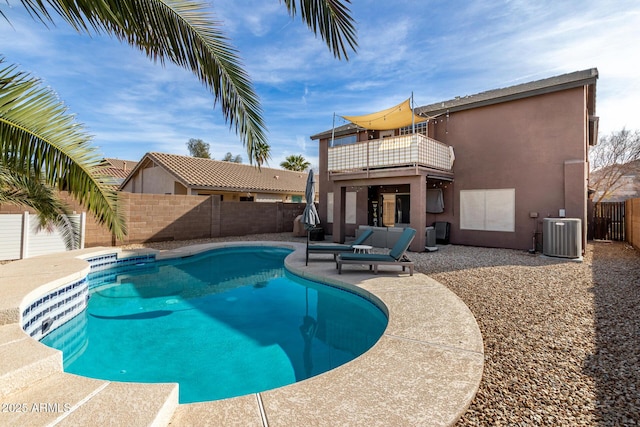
[2,0,640,170]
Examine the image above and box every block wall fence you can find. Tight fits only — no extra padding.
[0,192,306,247]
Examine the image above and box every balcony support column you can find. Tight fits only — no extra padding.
[332,184,347,244]
[409,175,427,252]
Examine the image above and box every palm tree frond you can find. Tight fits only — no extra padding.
[282,0,358,60]
[0,59,126,239]
[20,0,271,165]
[0,165,80,250]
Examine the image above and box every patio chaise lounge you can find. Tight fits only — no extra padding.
[306,228,374,265]
[337,227,417,276]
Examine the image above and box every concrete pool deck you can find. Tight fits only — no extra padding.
[0,242,483,426]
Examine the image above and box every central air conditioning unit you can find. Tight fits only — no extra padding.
[542,218,582,259]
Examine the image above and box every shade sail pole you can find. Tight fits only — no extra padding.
[411,92,416,135]
[331,112,336,147]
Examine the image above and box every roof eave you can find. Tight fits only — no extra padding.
[418,74,599,116]
[188,185,304,194]
[311,68,599,141]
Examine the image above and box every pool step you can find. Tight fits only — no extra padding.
[0,324,62,398]
[170,394,265,426]
[0,372,106,426]
[0,371,178,426]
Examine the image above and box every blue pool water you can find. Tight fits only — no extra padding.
[41,246,388,403]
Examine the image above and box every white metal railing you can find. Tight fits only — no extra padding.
[328,134,454,173]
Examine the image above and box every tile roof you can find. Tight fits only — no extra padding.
[104,158,138,171]
[101,158,138,179]
[311,68,598,140]
[128,152,308,193]
[100,167,132,179]
[95,158,138,190]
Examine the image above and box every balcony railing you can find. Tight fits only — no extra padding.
[328,134,454,173]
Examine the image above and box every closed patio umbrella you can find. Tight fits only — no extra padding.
[302,170,320,265]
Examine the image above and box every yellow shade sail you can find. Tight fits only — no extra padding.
[342,98,427,130]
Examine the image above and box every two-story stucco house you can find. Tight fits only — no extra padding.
[311,69,598,252]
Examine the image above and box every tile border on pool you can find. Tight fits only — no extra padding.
[18,251,158,341]
[21,277,88,341]
[0,243,484,426]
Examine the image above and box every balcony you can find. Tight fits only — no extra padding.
[327,134,455,175]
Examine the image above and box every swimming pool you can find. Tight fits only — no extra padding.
[41,246,388,403]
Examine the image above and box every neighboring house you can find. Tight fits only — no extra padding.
[590,160,640,202]
[120,152,308,202]
[101,158,138,187]
[311,69,598,252]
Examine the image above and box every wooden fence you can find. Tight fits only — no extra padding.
[625,198,640,250]
[593,202,625,241]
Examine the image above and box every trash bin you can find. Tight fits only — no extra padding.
[309,227,325,241]
[433,221,451,245]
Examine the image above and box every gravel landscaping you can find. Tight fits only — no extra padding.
[421,241,639,426]
[123,234,640,426]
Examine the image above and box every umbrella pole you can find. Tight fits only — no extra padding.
[306,230,310,266]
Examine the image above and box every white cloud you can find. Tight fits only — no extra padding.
[4,0,640,165]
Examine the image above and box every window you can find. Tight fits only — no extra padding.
[326,191,356,224]
[460,189,515,232]
[399,121,429,136]
[331,135,358,146]
[346,192,357,224]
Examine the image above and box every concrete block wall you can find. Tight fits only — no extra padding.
[219,200,307,236]
[220,201,278,236]
[121,193,213,244]
[1,192,306,247]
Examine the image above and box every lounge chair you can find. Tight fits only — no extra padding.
[306,228,374,265]
[337,228,416,275]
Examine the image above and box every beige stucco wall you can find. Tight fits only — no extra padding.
[122,165,175,194]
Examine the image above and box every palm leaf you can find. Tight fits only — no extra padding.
[19,0,270,165]
[282,0,358,59]
[0,59,126,239]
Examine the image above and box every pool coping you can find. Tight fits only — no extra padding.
[0,242,483,426]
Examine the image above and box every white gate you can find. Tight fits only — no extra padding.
[0,212,85,261]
